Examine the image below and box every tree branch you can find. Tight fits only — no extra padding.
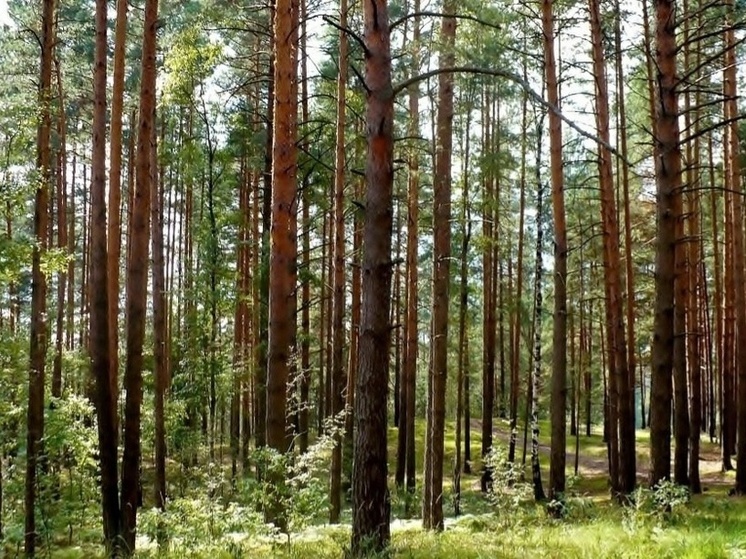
[389,11,501,32]
[322,15,370,57]
[393,66,626,163]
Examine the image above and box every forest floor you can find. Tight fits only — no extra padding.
[31,418,746,559]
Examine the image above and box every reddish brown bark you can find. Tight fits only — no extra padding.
[423,0,455,531]
[265,0,299,524]
[650,0,679,486]
[544,0,568,498]
[727,0,746,494]
[151,110,167,511]
[589,0,633,494]
[329,0,349,523]
[350,0,395,553]
[298,0,311,454]
[108,0,129,427]
[400,0,421,498]
[52,58,67,399]
[121,0,158,549]
[25,0,55,554]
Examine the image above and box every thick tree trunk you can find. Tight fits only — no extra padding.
[726,0,746,495]
[544,0,568,499]
[649,0,679,487]
[87,0,121,552]
[350,1,394,553]
[265,0,299,525]
[121,0,158,549]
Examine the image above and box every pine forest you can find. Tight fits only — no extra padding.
[2,0,746,557]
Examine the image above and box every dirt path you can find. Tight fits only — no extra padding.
[469,418,732,494]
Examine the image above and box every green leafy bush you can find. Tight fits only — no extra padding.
[624,480,690,530]
[483,444,533,513]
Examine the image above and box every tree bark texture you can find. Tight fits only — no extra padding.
[649,0,679,487]
[350,0,394,553]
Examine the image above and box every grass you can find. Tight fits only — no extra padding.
[10,418,743,558]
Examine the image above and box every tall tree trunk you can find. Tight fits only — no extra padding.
[52,58,67,399]
[298,0,311,455]
[589,0,633,494]
[232,163,250,479]
[686,113,702,495]
[266,0,299,525]
[649,0,679,486]
[256,26,274,453]
[89,0,121,551]
[350,0,394,553]
[480,87,496,490]
[531,180,546,502]
[402,0,420,497]
[25,0,54,554]
[455,109,472,515]
[614,0,638,489]
[544,0,568,499]
[726,0,746,495]
[423,0,455,531]
[121,0,158,549]
[329,0,349,523]
[108,0,129,429]
[509,60,529,464]
[151,110,167,512]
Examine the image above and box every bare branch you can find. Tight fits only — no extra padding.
[392,66,626,163]
[389,11,500,32]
